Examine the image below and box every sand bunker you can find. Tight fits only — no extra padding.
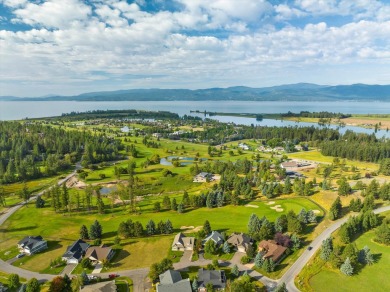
[245,204,259,208]
[313,210,321,214]
[266,201,275,205]
[180,226,195,230]
[270,205,284,212]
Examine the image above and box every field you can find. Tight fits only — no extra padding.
[0,197,322,271]
[297,211,390,292]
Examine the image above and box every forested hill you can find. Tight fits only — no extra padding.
[3,83,390,101]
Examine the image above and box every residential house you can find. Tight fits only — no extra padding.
[80,281,116,292]
[171,233,195,251]
[17,236,48,255]
[193,172,214,183]
[226,233,252,253]
[202,231,224,247]
[62,239,90,264]
[238,143,249,150]
[197,269,226,291]
[280,161,301,170]
[258,240,287,263]
[85,244,114,264]
[156,270,192,292]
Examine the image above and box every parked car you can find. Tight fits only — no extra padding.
[108,274,119,279]
[307,246,313,251]
[16,253,25,258]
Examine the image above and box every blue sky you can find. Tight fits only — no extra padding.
[0,0,390,97]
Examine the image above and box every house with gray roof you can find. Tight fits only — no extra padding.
[227,232,253,253]
[197,268,226,291]
[156,270,192,292]
[202,231,224,247]
[17,236,48,255]
[171,233,195,251]
[62,239,90,264]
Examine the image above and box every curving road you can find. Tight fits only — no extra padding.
[0,168,389,292]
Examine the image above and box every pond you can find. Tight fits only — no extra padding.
[160,156,207,166]
[99,186,117,195]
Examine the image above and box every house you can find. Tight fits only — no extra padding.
[193,172,214,183]
[202,231,224,247]
[80,281,116,292]
[238,143,249,150]
[17,236,48,255]
[85,244,114,264]
[226,233,253,253]
[280,161,301,169]
[152,133,163,138]
[258,240,287,263]
[156,270,192,292]
[62,239,90,264]
[171,233,195,251]
[197,269,226,291]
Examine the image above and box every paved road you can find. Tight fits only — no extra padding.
[280,205,390,291]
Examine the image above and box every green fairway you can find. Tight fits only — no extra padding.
[0,197,322,271]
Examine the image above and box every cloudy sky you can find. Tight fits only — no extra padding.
[0,0,390,97]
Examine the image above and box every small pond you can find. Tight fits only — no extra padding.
[99,186,117,195]
[160,156,207,166]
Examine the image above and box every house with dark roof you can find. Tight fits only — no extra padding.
[85,244,114,264]
[62,239,90,264]
[156,270,192,292]
[171,233,195,251]
[197,268,226,291]
[258,240,287,263]
[202,231,224,247]
[226,233,253,253]
[17,236,48,255]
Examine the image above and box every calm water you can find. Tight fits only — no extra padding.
[1,100,390,137]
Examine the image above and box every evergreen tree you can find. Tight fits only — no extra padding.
[223,241,230,254]
[231,264,239,277]
[89,220,102,239]
[329,196,342,220]
[171,198,178,211]
[291,233,301,250]
[162,196,171,210]
[203,220,212,235]
[340,257,354,276]
[192,279,198,292]
[165,220,173,234]
[320,237,333,261]
[297,208,308,223]
[177,203,184,213]
[254,252,264,268]
[35,195,45,208]
[79,225,89,240]
[262,258,271,272]
[26,278,40,292]
[247,213,261,238]
[307,209,317,223]
[8,273,20,290]
[146,219,156,235]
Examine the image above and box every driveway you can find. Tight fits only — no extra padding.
[61,263,77,275]
[92,263,103,274]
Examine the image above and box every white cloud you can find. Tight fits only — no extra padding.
[12,0,92,29]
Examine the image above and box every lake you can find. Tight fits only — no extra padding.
[1,100,390,137]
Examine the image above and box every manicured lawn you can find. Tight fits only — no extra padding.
[297,211,390,292]
[72,263,94,275]
[288,150,379,170]
[0,197,322,271]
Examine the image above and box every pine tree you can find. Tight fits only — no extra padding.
[307,209,317,223]
[165,220,173,234]
[247,213,261,238]
[291,233,301,250]
[269,258,275,272]
[340,257,354,276]
[146,219,156,235]
[254,252,263,268]
[35,195,45,208]
[203,220,212,235]
[329,196,342,220]
[223,241,230,254]
[79,225,89,240]
[89,220,102,239]
[231,264,239,277]
[262,258,270,272]
[320,237,333,261]
[192,279,198,292]
[297,208,308,223]
[177,203,184,213]
[171,198,178,211]
[162,196,171,210]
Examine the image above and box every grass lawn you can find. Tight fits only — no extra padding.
[297,211,390,292]
[288,150,379,170]
[0,197,322,272]
[204,251,235,261]
[72,263,94,275]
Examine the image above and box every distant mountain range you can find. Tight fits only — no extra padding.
[2,83,390,102]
